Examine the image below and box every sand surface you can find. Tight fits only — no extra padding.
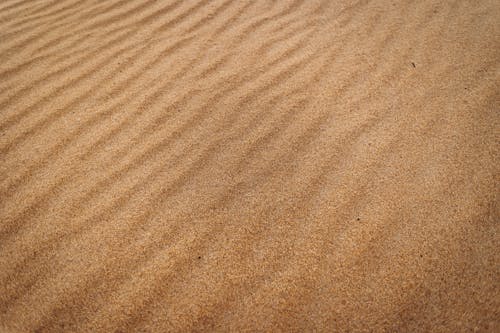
[0,0,499,332]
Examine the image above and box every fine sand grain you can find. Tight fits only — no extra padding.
[0,0,499,332]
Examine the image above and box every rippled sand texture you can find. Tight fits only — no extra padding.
[0,0,499,332]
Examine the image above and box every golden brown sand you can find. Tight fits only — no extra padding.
[0,0,499,332]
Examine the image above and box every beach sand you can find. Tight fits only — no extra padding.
[0,0,499,331]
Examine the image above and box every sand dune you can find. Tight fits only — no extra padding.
[0,0,499,331]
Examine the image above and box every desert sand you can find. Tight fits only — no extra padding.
[0,0,499,332]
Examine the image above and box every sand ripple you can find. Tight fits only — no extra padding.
[0,0,499,331]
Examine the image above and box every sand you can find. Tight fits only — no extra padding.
[0,0,499,332]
